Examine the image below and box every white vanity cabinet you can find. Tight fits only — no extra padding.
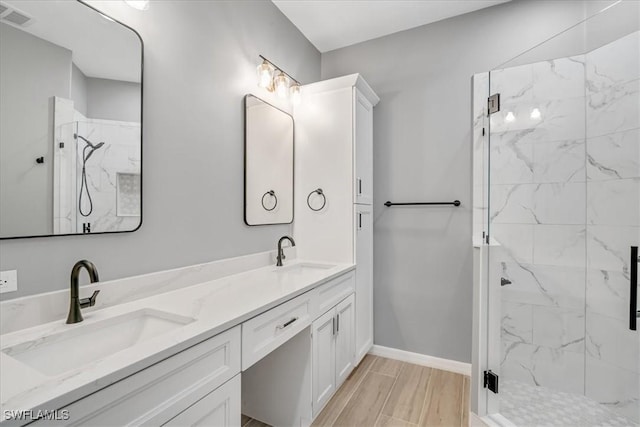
[312,293,355,417]
[354,204,373,363]
[354,89,374,205]
[31,326,241,427]
[294,74,379,368]
[164,374,241,427]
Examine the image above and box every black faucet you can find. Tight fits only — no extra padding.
[276,236,296,267]
[66,260,101,324]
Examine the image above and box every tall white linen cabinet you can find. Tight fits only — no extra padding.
[294,74,379,366]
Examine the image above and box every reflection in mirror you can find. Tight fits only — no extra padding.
[0,1,142,239]
[244,95,294,226]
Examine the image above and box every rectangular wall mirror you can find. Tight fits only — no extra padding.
[0,1,143,239]
[244,95,294,226]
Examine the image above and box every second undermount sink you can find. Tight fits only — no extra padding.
[2,308,194,377]
[275,262,336,274]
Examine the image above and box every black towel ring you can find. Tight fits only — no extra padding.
[307,188,326,211]
[261,190,277,211]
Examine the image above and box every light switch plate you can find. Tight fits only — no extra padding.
[0,270,18,293]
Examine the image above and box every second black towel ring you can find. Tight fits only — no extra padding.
[261,190,278,211]
[307,188,326,211]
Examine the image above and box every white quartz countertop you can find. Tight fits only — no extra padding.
[0,260,354,421]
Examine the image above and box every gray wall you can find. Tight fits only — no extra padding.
[71,64,88,117]
[86,77,141,122]
[0,23,71,237]
[321,0,618,363]
[72,63,141,122]
[0,0,320,299]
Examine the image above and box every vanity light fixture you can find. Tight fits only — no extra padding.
[290,84,301,105]
[256,55,302,104]
[257,60,274,90]
[124,0,149,10]
[274,72,289,99]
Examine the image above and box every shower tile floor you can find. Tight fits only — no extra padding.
[501,379,638,427]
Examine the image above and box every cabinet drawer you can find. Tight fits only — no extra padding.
[164,374,241,427]
[242,292,313,370]
[38,326,241,427]
[315,271,355,319]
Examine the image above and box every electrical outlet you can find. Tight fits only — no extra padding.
[0,270,18,294]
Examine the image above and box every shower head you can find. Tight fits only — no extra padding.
[75,134,105,150]
[83,141,105,162]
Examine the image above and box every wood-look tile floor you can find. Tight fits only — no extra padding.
[313,355,470,427]
[243,355,470,427]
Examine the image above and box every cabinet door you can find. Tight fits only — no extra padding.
[335,294,355,386]
[164,374,241,427]
[312,308,336,417]
[354,88,373,205]
[355,205,373,364]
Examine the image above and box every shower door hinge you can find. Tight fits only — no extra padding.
[488,93,500,115]
[83,223,91,234]
[484,370,499,394]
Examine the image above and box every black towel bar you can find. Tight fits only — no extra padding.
[384,200,461,207]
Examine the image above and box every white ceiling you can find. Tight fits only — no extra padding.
[2,1,141,83]
[272,0,511,52]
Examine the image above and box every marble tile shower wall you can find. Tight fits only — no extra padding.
[584,31,639,423]
[75,118,141,233]
[490,31,639,422]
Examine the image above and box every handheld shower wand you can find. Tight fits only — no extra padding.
[76,134,106,217]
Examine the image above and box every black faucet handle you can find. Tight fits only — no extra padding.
[80,290,100,308]
[89,290,100,306]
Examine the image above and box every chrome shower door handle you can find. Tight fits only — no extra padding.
[630,246,638,331]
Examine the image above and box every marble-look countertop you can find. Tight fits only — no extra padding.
[0,260,354,422]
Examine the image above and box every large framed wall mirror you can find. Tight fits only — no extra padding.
[244,95,294,226]
[0,1,143,239]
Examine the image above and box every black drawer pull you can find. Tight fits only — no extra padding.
[277,317,298,330]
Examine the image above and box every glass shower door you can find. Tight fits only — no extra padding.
[583,28,640,424]
[485,3,639,425]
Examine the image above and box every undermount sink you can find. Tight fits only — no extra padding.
[2,308,194,377]
[275,262,336,274]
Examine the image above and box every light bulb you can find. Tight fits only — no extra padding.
[274,72,289,99]
[124,0,149,10]
[290,84,301,105]
[530,108,541,120]
[505,111,515,122]
[256,60,273,90]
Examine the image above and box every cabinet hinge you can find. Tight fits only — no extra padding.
[488,93,500,115]
[484,370,499,394]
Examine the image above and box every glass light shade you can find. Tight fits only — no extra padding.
[505,111,516,122]
[124,0,149,10]
[530,108,541,120]
[256,60,273,90]
[274,72,289,98]
[290,84,301,105]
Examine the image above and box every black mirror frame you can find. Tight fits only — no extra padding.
[0,0,144,240]
[243,94,295,227]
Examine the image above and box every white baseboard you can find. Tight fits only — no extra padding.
[369,345,472,376]
[470,412,489,427]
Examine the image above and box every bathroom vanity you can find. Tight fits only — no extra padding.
[0,255,355,426]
